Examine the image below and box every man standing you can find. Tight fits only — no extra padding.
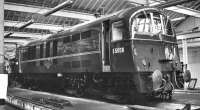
[183,64,191,89]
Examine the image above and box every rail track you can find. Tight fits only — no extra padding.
[6,88,200,110]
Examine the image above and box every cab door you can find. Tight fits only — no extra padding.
[110,21,135,72]
[101,20,111,72]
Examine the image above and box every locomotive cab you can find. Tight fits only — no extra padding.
[110,8,181,94]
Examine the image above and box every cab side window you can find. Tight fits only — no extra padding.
[112,21,123,41]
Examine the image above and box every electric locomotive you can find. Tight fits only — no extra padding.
[13,6,183,102]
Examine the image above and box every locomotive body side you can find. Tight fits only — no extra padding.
[20,26,102,73]
[13,7,182,101]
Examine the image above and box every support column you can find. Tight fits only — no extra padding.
[182,39,188,65]
[0,0,4,73]
[0,0,8,103]
[182,39,189,89]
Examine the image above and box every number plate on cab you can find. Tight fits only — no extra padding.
[113,47,124,54]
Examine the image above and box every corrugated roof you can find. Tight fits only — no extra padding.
[4,0,200,58]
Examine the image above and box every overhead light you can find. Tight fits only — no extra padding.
[149,0,164,6]
[4,42,18,45]
[5,2,95,21]
[18,19,34,30]
[4,31,52,40]
[127,0,148,5]
[150,0,200,18]
[5,20,70,31]
[177,31,200,40]
[149,2,160,6]
[4,32,13,38]
[43,0,74,17]
[4,39,31,45]
[166,6,200,18]
[171,17,185,22]
[154,0,196,8]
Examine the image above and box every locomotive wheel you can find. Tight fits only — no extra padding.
[75,81,86,97]
[128,90,147,105]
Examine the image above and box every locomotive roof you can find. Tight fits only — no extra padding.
[24,6,160,47]
[49,6,160,38]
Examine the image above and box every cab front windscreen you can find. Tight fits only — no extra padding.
[131,10,173,38]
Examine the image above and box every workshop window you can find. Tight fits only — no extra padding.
[63,62,71,68]
[72,33,81,42]
[72,61,81,68]
[81,31,91,39]
[53,40,58,56]
[63,36,71,43]
[40,44,44,58]
[46,41,50,57]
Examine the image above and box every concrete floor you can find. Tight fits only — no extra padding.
[0,104,19,110]
[145,89,200,110]
[173,90,200,106]
[5,88,200,110]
